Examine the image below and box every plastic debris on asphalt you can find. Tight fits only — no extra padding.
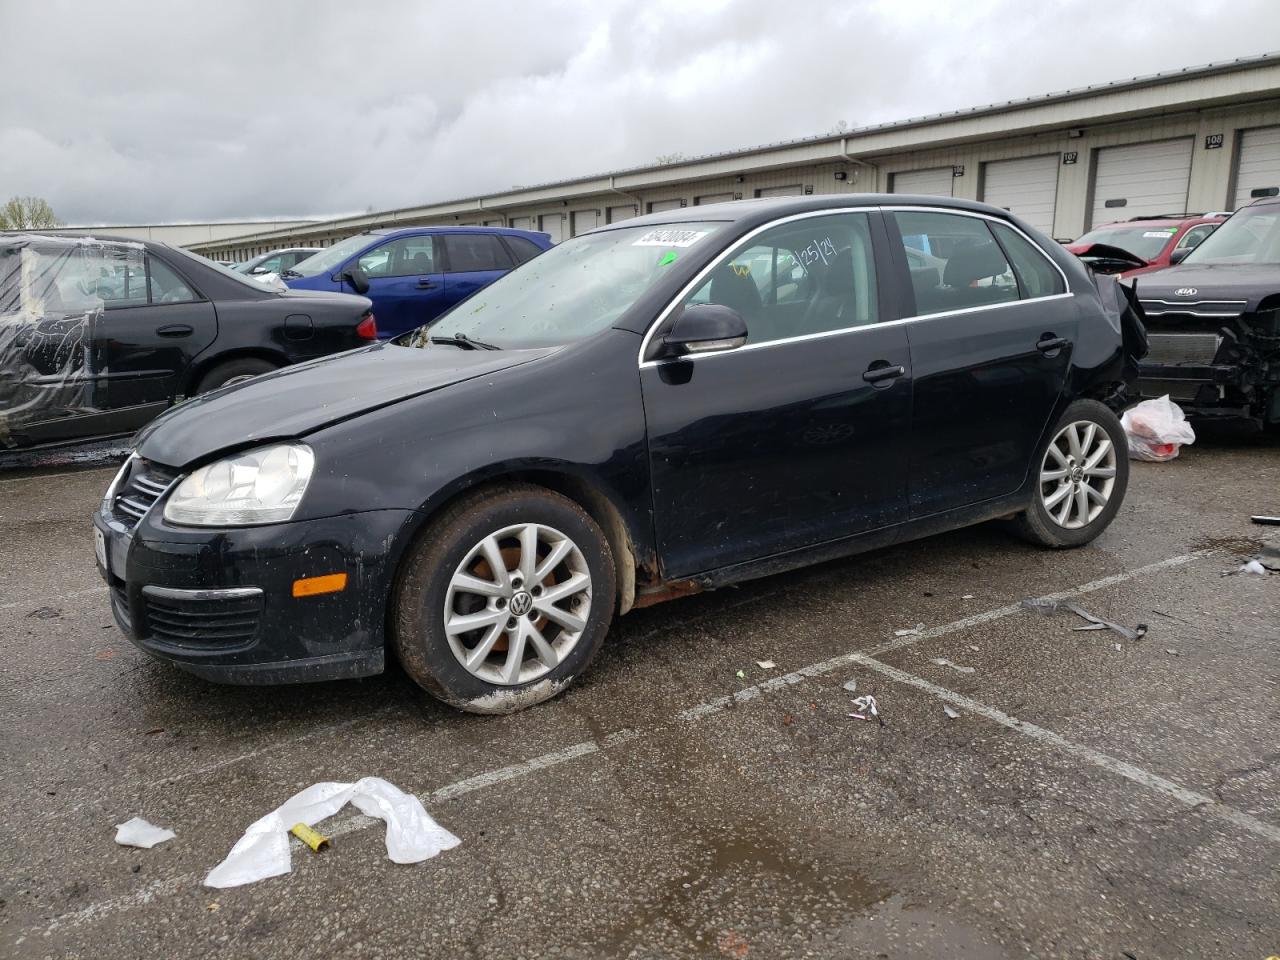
[114,817,176,849]
[931,657,976,675]
[755,660,776,670]
[847,695,884,726]
[1119,395,1196,461]
[1251,515,1280,526]
[1237,560,1268,576]
[894,623,925,637]
[205,777,459,889]
[1021,597,1148,641]
[962,594,975,600]
[943,705,960,720]
[842,679,857,693]
[735,669,747,679]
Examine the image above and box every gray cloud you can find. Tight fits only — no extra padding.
[1,0,1276,225]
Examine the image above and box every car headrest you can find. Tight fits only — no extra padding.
[943,242,1008,288]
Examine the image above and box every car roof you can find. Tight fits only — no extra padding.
[599,193,1030,231]
[367,225,545,238]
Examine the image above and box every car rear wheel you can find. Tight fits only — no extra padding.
[393,483,616,714]
[195,358,278,394]
[1011,398,1129,548]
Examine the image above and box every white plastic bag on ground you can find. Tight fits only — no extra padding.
[114,817,176,849]
[1120,396,1196,461]
[205,776,459,888]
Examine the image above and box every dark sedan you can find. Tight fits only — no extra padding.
[93,195,1144,713]
[1,233,375,449]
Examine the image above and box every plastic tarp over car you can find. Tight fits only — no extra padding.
[0,233,143,448]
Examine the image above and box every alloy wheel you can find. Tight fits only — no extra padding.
[1039,420,1117,529]
[443,522,592,685]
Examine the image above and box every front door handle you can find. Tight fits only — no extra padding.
[862,362,906,385]
[156,324,193,338]
[1037,334,1069,354]
[416,279,437,289]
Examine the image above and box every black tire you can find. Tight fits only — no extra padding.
[393,483,617,714]
[194,357,278,394]
[1011,398,1129,548]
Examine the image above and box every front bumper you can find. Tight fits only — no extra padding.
[93,505,420,684]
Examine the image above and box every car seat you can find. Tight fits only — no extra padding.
[707,264,763,336]
[941,242,1015,308]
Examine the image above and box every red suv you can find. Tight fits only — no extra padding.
[1065,213,1228,278]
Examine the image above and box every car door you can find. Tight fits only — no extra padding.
[640,210,913,578]
[353,234,446,338]
[885,208,1076,517]
[99,251,217,418]
[440,233,515,312]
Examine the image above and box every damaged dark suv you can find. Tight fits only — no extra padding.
[1133,196,1280,424]
[93,195,1145,714]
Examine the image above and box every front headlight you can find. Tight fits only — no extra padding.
[163,443,314,526]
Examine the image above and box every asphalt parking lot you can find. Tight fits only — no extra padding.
[2,434,1278,960]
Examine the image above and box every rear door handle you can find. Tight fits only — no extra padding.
[862,362,906,385]
[156,324,193,338]
[416,279,437,289]
[1037,335,1069,353]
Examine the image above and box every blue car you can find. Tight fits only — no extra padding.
[282,226,552,338]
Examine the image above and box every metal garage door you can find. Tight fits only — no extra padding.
[509,216,532,231]
[891,168,954,197]
[648,199,684,213]
[1089,138,1193,228]
[539,213,565,243]
[981,155,1059,235]
[571,209,599,236]
[1233,126,1280,207]
[755,185,803,198]
[607,205,637,223]
[696,192,735,205]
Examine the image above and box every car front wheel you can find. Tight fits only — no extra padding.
[1011,398,1129,548]
[393,483,617,714]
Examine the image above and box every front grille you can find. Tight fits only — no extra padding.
[1145,333,1221,366]
[1139,298,1246,319]
[140,588,262,651]
[112,460,179,528]
[109,580,132,633]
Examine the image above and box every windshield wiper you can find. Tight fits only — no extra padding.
[429,332,501,351]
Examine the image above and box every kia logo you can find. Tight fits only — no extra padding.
[1173,287,1198,297]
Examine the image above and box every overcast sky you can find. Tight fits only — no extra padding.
[1,0,1277,226]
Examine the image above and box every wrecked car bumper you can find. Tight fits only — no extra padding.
[92,507,418,684]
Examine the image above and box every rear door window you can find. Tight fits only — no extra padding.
[443,234,514,272]
[891,211,1018,316]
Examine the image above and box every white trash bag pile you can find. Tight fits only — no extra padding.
[1120,395,1196,462]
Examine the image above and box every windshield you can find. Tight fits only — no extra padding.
[289,234,373,277]
[1073,225,1176,260]
[1183,206,1280,264]
[400,222,726,349]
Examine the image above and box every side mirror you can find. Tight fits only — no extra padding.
[339,264,371,294]
[662,303,747,357]
[1168,247,1192,265]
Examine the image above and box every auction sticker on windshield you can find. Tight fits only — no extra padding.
[633,229,709,247]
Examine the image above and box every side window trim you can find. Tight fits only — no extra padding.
[984,221,1029,300]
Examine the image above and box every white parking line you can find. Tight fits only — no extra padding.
[0,585,107,612]
[0,466,115,486]
[848,652,1280,845]
[34,548,1262,942]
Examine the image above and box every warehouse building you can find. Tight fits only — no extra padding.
[43,219,317,248]
[193,52,1280,262]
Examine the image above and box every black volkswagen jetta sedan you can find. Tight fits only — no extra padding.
[93,195,1144,713]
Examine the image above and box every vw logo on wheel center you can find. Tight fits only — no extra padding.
[509,591,534,617]
[1173,287,1198,296]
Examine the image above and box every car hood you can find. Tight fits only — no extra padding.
[1134,263,1279,313]
[134,342,553,467]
